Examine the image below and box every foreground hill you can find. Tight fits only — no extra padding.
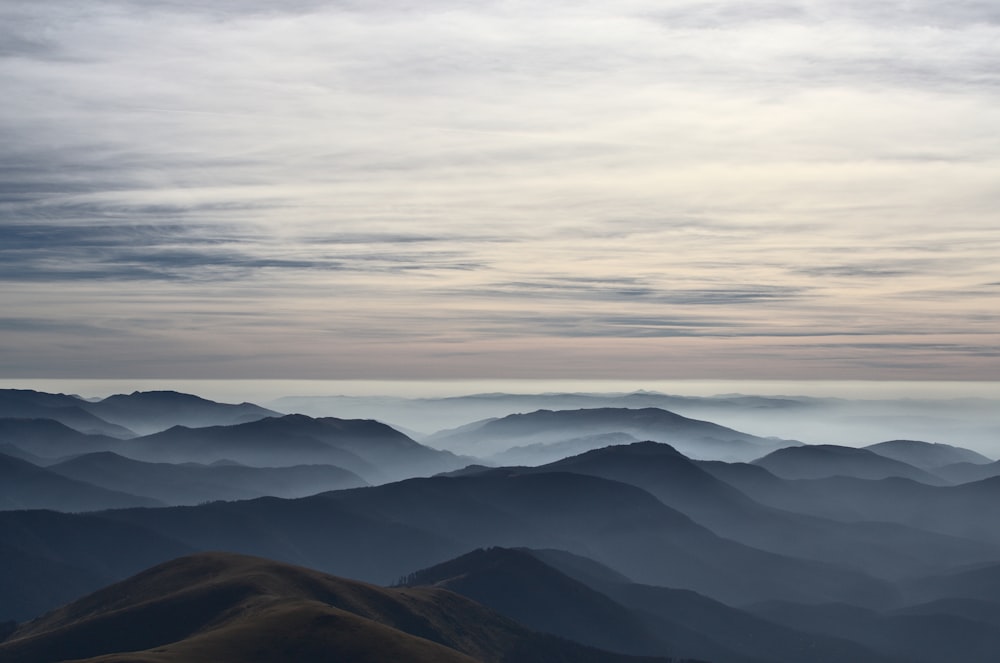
[48,452,367,505]
[427,407,798,461]
[0,552,677,663]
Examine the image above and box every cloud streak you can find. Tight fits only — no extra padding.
[1,0,998,378]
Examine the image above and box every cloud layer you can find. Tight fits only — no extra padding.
[1,0,998,378]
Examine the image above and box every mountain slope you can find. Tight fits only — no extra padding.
[0,552,675,663]
[753,444,946,484]
[865,440,992,471]
[525,442,997,580]
[123,414,465,482]
[427,407,797,460]
[0,390,135,438]
[0,418,125,459]
[48,451,367,505]
[0,452,162,512]
[84,390,280,434]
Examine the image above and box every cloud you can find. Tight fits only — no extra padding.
[0,0,998,378]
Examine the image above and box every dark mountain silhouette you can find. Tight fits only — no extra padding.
[935,459,1000,484]
[84,390,280,434]
[901,562,1000,605]
[752,444,947,484]
[0,442,52,466]
[0,552,678,663]
[48,451,367,505]
[427,407,798,461]
[398,547,689,658]
[533,442,998,579]
[749,599,1000,663]
[401,547,900,663]
[865,439,992,471]
[298,472,897,607]
[701,465,1000,548]
[0,390,134,438]
[489,432,640,466]
[121,414,466,482]
[0,452,162,512]
[0,470,896,615]
[0,510,193,621]
[0,418,123,459]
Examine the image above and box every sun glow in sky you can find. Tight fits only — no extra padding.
[2,0,999,379]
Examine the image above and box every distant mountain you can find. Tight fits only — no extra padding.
[427,407,799,461]
[120,414,466,483]
[702,463,1000,548]
[48,451,367,505]
[84,390,280,435]
[934,460,1000,484]
[271,390,815,435]
[0,390,135,438]
[753,444,947,484]
[526,442,997,580]
[490,432,640,466]
[0,418,123,459]
[0,552,676,663]
[865,440,992,470]
[0,452,162,512]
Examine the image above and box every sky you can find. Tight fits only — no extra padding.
[2,0,999,380]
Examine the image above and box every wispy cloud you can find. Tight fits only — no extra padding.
[1,0,998,378]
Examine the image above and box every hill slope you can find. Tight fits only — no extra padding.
[0,552,675,663]
[427,407,797,460]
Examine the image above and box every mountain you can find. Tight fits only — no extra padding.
[527,441,997,580]
[426,407,798,461]
[901,562,1000,605]
[489,432,640,466]
[934,460,1000,484]
[0,509,193,621]
[748,599,1000,663]
[271,390,816,436]
[0,552,676,663]
[0,452,162,512]
[865,440,992,471]
[401,547,900,663]
[121,414,467,483]
[0,390,134,438]
[47,451,367,505]
[398,547,680,658]
[701,462,1000,548]
[83,390,280,435]
[0,418,123,460]
[752,444,947,484]
[0,469,897,615]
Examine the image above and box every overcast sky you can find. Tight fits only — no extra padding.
[2,0,998,380]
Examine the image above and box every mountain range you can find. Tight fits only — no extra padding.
[3,386,1000,662]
